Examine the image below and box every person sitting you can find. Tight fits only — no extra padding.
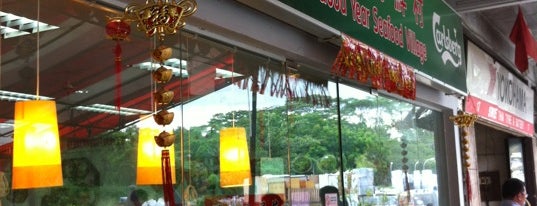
[500,178,527,206]
[261,193,283,206]
[319,185,345,206]
[127,189,148,206]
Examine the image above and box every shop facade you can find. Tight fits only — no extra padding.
[465,41,536,206]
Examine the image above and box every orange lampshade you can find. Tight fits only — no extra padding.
[12,100,63,189]
[219,127,251,188]
[136,127,176,185]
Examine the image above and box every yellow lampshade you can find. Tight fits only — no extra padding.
[136,127,176,185]
[219,127,251,188]
[12,100,63,189]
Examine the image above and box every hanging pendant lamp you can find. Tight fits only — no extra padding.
[12,0,62,189]
[136,126,176,185]
[12,100,62,189]
[219,127,251,188]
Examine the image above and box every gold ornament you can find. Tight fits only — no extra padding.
[153,66,173,83]
[154,89,174,105]
[152,45,173,62]
[154,110,174,125]
[125,0,197,40]
[154,131,175,147]
[450,110,478,128]
[450,110,478,169]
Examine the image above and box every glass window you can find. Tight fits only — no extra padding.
[0,3,445,205]
[336,84,441,206]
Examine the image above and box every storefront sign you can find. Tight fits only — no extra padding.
[278,0,466,93]
[465,42,534,136]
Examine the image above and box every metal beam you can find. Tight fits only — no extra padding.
[457,0,537,13]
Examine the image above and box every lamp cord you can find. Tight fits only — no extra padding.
[36,0,40,99]
[231,51,235,128]
[178,29,185,191]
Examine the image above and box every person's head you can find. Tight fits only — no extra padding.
[130,189,148,206]
[502,178,527,205]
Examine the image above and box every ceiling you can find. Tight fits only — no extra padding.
[449,0,537,35]
[0,0,273,154]
[0,0,534,153]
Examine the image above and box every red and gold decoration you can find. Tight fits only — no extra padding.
[120,1,197,204]
[149,45,176,205]
[125,0,197,40]
[450,110,478,200]
[331,34,416,100]
[105,17,131,110]
[12,100,63,189]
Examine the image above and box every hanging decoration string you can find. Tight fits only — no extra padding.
[105,17,130,111]
[149,35,175,205]
[153,41,176,205]
[161,149,175,204]
[123,1,197,205]
[114,39,121,110]
[449,110,478,201]
[0,0,2,90]
[151,36,157,114]
[284,61,295,176]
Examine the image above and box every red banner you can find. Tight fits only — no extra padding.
[465,95,534,136]
[331,34,416,100]
[509,7,537,73]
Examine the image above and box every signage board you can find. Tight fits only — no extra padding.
[278,0,467,92]
[465,42,534,136]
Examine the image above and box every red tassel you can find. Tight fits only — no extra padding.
[114,42,122,111]
[466,169,472,200]
[161,149,175,206]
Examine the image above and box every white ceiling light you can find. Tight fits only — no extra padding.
[0,11,59,39]
[215,68,243,79]
[74,104,150,116]
[133,58,243,79]
[0,90,53,101]
[134,58,189,77]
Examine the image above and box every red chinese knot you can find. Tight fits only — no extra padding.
[105,18,131,41]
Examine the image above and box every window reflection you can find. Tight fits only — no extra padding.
[3,32,442,206]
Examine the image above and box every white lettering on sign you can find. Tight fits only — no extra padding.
[498,110,505,122]
[496,72,527,112]
[432,12,462,68]
[488,107,498,119]
[515,118,524,129]
[505,113,513,125]
[320,0,348,16]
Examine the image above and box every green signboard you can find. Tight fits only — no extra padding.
[279,0,467,93]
